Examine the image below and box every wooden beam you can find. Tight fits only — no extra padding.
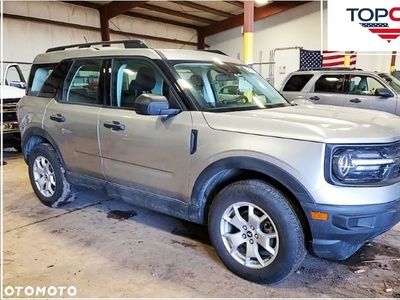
[3,13,200,47]
[62,1,200,30]
[172,1,234,18]
[197,29,205,49]
[106,1,147,20]
[140,3,215,24]
[203,1,310,36]
[224,1,244,9]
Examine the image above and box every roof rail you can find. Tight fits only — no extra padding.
[200,49,228,56]
[46,40,149,53]
[298,67,363,71]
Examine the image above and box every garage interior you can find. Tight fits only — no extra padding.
[2,0,400,298]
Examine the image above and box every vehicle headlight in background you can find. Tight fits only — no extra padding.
[328,143,400,186]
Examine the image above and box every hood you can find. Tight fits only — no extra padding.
[0,85,25,100]
[202,105,400,144]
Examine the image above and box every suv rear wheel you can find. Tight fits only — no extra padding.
[208,179,306,284]
[28,143,73,207]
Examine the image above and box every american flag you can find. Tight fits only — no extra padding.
[360,23,400,43]
[299,49,356,70]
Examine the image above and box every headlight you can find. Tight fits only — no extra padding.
[327,143,400,186]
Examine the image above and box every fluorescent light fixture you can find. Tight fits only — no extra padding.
[255,0,270,5]
[123,69,136,76]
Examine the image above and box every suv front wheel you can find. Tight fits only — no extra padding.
[208,179,306,284]
[28,143,73,207]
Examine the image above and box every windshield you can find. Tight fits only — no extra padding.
[170,61,289,112]
[378,73,400,93]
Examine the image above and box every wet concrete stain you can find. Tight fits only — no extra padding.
[344,242,400,266]
[107,210,137,221]
[171,240,197,249]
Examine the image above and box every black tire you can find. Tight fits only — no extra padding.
[28,143,73,207]
[208,179,306,284]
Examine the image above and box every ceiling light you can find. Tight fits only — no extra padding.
[255,0,271,5]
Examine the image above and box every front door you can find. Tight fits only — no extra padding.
[98,58,192,201]
[43,59,105,178]
[345,74,397,114]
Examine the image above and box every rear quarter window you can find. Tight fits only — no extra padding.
[27,64,58,96]
[282,74,313,92]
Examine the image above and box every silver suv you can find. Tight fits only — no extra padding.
[17,41,400,285]
[280,68,400,115]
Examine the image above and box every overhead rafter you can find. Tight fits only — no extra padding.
[63,1,200,30]
[224,1,244,9]
[172,1,234,18]
[140,3,215,25]
[105,1,147,20]
[203,1,310,36]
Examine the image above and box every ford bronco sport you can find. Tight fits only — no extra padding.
[17,40,400,284]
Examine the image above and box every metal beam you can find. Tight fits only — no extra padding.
[197,29,206,49]
[106,1,147,20]
[62,1,200,30]
[140,3,215,24]
[99,6,110,41]
[172,1,234,18]
[224,1,244,9]
[203,1,310,37]
[3,13,200,47]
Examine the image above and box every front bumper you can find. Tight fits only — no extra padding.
[302,198,400,260]
[3,123,21,148]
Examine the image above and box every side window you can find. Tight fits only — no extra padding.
[63,60,102,104]
[28,64,57,96]
[348,75,385,95]
[111,59,178,109]
[282,75,313,92]
[314,75,345,93]
[4,65,25,86]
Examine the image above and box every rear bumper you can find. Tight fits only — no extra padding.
[302,198,400,260]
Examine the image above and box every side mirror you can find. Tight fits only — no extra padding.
[375,88,394,98]
[134,94,180,116]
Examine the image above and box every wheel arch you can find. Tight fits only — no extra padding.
[189,157,314,240]
[21,127,66,169]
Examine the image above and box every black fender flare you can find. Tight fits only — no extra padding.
[189,156,315,223]
[21,127,66,168]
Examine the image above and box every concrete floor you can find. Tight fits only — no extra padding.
[2,150,400,298]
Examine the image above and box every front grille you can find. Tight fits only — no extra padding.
[3,112,17,122]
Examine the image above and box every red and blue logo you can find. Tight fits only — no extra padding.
[347,7,400,43]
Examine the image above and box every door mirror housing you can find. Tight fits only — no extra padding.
[375,88,394,98]
[134,94,180,116]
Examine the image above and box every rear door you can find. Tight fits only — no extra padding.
[306,74,346,106]
[43,58,106,178]
[280,74,314,102]
[98,57,192,201]
[345,74,397,114]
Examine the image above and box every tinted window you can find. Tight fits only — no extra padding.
[63,60,102,104]
[37,62,69,98]
[28,64,58,96]
[283,75,313,92]
[314,75,345,93]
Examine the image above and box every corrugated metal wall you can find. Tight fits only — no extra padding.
[3,1,197,70]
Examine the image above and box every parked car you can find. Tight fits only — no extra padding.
[279,68,400,115]
[1,64,26,151]
[18,41,400,285]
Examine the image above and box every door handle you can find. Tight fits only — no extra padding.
[104,121,125,131]
[349,98,361,103]
[50,114,65,123]
[310,96,320,101]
